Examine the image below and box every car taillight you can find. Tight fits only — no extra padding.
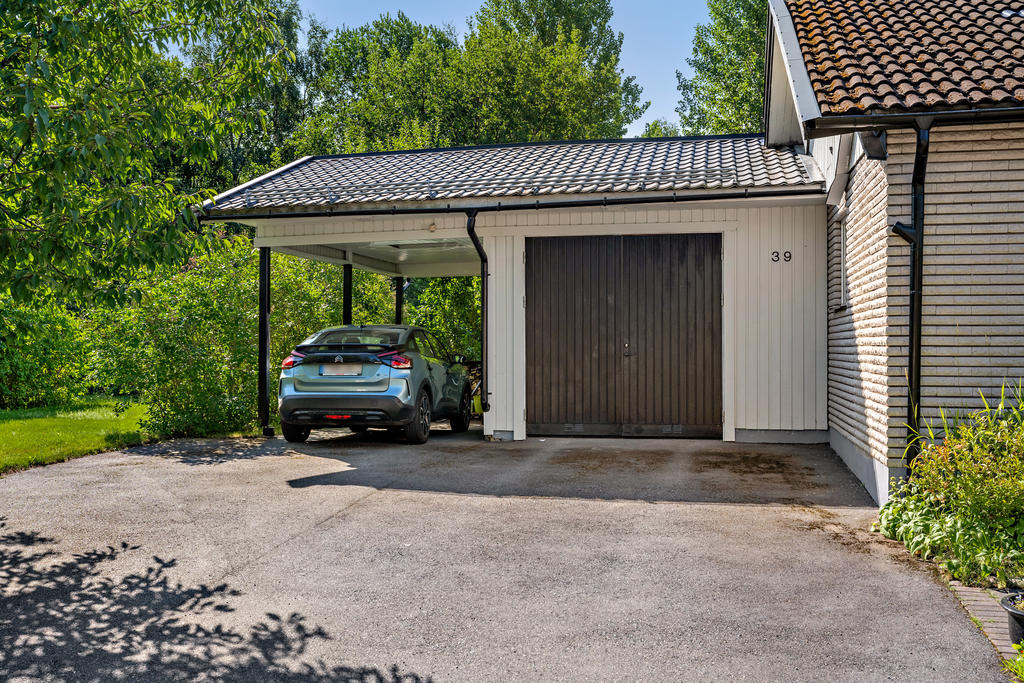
[378,352,412,369]
[281,351,305,369]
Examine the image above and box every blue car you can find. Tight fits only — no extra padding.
[278,325,473,444]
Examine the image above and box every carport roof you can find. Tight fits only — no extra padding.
[204,134,822,215]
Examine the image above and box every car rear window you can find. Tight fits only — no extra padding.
[303,330,401,348]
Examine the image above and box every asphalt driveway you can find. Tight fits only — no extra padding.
[0,428,1007,681]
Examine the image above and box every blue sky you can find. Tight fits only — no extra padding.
[297,1,710,137]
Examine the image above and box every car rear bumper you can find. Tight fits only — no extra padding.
[279,394,415,428]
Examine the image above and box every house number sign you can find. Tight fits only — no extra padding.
[770,250,793,262]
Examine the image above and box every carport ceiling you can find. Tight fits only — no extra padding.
[275,238,480,277]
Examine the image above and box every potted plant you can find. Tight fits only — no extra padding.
[1002,593,1024,645]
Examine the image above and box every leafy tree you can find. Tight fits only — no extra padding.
[182,0,331,187]
[676,0,766,134]
[0,0,286,303]
[288,7,647,156]
[0,299,89,408]
[642,118,682,138]
[455,18,645,142]
[474,0,623,70]
[91,242,394,436]
[407,278,481,359]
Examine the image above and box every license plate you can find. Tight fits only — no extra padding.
[320,363,362,376]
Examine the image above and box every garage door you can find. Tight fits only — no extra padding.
[525,234,722,437]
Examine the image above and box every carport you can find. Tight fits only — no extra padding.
[198,135,827,443]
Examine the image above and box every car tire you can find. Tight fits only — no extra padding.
[404,388,432,444]
[281,422,310,443]
[349,425,369,433]
[450,386,472,433]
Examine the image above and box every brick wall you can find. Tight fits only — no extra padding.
[830,122,1024,476]
[887,123,1024,452]
[827,154,893,468]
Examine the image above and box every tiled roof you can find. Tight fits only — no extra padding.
[785,0,1024,116]
[206,136,820,213]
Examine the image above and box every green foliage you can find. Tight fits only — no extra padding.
[642,118,683,138]
[676,0,766,134]
[1,0,286,303]
[91,240,393,437]
[876,386,1024,587]
[182,0,329,188]
[286,7,646,156]
[475,0,621,67]
[0,298,89,408]
[407,278,482,359]
[1007,643,1024,681]
[0,396,148,475]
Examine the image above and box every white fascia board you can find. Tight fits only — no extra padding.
[201,156,314,211]
[766,0,821,124]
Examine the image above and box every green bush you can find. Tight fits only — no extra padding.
[92,239,393,437]
[877,386,1024,587]
[407,277,481,359]
[0,299,90,408]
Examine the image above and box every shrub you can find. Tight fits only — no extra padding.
[91,239,393,437]
[407,277,481,359]
[877,386,1024,587]
[0,299,90,408]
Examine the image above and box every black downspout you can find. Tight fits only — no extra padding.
[342,263,353,325]
[393,276,404,325]
[891,119,931,460]
[465,210,490,413]
[258,247,274,437]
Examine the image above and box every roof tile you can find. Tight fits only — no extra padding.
[208,137,819,213]
[785,0,1024,116]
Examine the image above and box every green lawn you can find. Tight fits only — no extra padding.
[0,397,149,476]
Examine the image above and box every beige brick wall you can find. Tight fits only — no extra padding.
[886,123,1024,451]
[830,122,1024,473]
[827,154,893,467]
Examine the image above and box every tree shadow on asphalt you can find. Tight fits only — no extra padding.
[0,517,431,682]
[128,427,479,467]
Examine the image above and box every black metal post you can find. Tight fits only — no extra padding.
[258,247,274,437]
[393,276,404,325]
[342,263,353,325]
[465,210,490,412]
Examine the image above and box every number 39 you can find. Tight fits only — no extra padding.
[771,250,793,262]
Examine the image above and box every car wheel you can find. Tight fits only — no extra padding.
[281,422,310,443]
[404,388,432,444]
[450,386,472,433]
[349,425,369,433]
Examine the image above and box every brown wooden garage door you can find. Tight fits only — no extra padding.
[525,234,722,437]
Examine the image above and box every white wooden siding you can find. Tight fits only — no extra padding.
[479,200,827,438]
[249,196,828,441]
[483,234,526,439]
[729,204,827,431]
